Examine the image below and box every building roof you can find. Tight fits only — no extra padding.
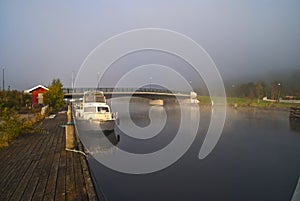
[24,85,49,93]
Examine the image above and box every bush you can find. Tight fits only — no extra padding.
[0,107,34,148]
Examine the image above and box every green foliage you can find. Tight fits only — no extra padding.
[0,106,34,148]
[0,90,30,109]
[43,79,65,110]
[197,96,212,105]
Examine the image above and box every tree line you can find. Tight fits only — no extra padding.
[226,81,300,100]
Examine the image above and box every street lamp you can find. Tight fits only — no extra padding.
[97,72,100,89]
[277,83,281,102]
[149,77,152,90]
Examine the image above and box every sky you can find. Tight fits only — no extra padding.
[0,0,300,91]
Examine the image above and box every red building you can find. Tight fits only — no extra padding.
[24,85,49,107]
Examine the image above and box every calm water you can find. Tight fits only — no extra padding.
[80,100,300,201]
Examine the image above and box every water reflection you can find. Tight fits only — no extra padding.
[76,126,119,155]
[290,119,300,132]
[78,102,300,201]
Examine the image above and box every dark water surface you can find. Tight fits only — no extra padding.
[84,102,300,201]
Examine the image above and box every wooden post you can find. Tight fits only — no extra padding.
[65,124,75,149]
[66,103,75,149]
[67,104,72,122]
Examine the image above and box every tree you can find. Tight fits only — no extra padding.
[271,81,281,101]
[248,87,254,100]
[256,82,263,103]
[43,79,65,109]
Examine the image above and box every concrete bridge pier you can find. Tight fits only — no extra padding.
[149,99,164,106]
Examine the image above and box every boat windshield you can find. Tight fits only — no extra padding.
[98,107,109,113]
[84,107,96,113]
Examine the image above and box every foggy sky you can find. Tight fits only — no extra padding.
[0,0,299,90]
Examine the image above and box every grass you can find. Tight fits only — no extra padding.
[197,96,300,109]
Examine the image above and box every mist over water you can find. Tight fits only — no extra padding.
[84,100,300,201]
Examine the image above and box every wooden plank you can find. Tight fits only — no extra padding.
[9,160,39,201]
[0,134,42,200]
[0,134,37,186]
[31,123,59,201]
[81,156,99,201]
[5,130,49,200]
[66,151,77,201]
[22,134,56,201]
[42,152,60,201]
[74,151,89,201]
[42,120,62,201]
[0,144,28,189]
[32,118,61,201]
[54,150,67,201]
[55,124,67,201]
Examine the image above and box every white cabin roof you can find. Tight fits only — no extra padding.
[24,84,49,93]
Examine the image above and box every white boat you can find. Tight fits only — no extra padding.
[75,91,118,131]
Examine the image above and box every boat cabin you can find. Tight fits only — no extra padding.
[84,91,106,103]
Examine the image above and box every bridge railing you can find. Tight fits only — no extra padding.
[63,88,188,94]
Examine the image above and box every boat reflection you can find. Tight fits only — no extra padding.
[76,127,120,155]
[289,119,300,132]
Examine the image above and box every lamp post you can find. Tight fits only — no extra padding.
[149,77,152,90]
[97,72,100,89]
[277,83,281,102]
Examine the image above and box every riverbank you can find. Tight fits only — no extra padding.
[197,96,300,109]
[0,113,98,201]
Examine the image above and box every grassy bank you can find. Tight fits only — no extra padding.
[197,96,300,109]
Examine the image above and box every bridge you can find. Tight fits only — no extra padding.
[63,88,192,100]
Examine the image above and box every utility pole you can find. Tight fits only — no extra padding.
[71,71,75,93]
[2,67,4,91]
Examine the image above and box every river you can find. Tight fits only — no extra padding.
[78,99,300,201]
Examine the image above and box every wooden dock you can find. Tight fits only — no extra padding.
[0,113,98,201]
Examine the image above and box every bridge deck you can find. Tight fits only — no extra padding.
[64,91,190,99]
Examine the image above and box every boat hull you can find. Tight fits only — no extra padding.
[75,118,115,132]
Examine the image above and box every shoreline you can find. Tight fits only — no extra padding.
[197,96,300,110]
